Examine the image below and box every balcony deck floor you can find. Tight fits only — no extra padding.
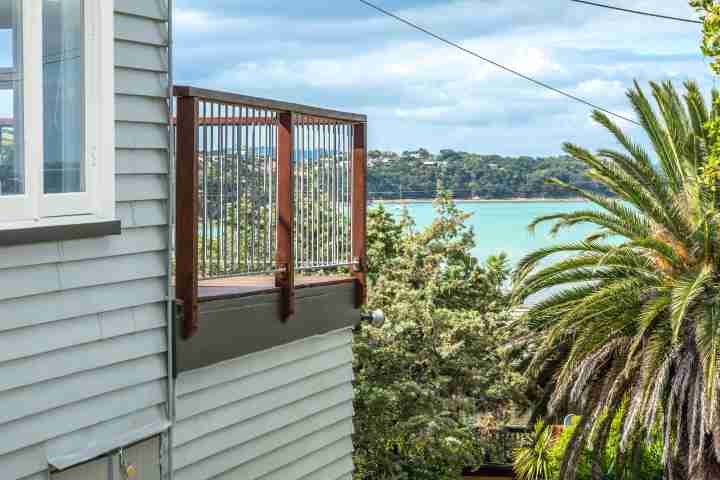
[197,275,354,301]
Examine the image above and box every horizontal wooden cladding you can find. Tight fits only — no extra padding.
[0,378,167,457]
[212,428,352,480]
[174,387,352,468]
[0,303,165,365]
[115,123,168,150]
[298,455,354,480]
[0,444,48,480]
[174,85,367,123]
[114,0,168,21]
[0,354,166,426]
[0,251,167,303]
[114,13,168,46]
[117,201,167,229]
[117,174,169,201]
[116,150,169,175]
[116,95,169,124]
[46,405,168,471]
[0,277,166,333]
[116,68,168,98]
[0,327,166,398]
[0,226,167,271]
[115,40,168,73]
[175,328,350,396]
[176,348,352,422]
[175,419,352,480]
[172,329,354,479]
[263,436,354,480]
[174,282,359,373]
[173,362,352,448]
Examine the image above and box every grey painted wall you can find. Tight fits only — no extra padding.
[0,1,170,478]
[173,328,355,480]
[176,282,359,373]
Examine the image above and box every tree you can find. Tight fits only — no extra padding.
[690,1,720,191]
[353,196,528,479]
[513,81,720,480]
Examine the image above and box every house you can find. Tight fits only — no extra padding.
[0,1,366,479]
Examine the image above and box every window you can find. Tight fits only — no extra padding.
[0,0,114,227]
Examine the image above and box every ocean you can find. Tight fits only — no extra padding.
[377,201,597,269]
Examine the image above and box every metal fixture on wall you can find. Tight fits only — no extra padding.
[360,309,385,328]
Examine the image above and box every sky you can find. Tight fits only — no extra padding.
[174,0,714,157]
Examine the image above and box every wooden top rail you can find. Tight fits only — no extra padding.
[174,85,367,124]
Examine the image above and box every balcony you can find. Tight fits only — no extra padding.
[172,86,368,372]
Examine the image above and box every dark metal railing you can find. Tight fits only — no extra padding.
[174,86,368,338]
[194,101,278,279]
[293,115,355,272]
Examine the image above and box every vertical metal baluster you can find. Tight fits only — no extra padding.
[292,115,297,269]
[242,106,249,273]
[266,109,272,271]
[330,122,335,267]
[324,121,328,267]
[349,124,354,262]
[202,101,208,277]
[309,121,315,269]
[324,123,329,266]
[314,122,319,268]
[319,122,324,267]
[346,123,351,263]
[252,108,259,273]
[340,124,348,262]
[232,105,238,272]
[334,122,339,266]
[209,101,215,275]
[198,102,207,277]
[340,122,345,264]
[300,116,306,270]
[205,101,211,276]
[220,104,227,274]
[263,111,272,271]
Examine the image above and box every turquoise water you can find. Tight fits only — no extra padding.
[377,201,597,268]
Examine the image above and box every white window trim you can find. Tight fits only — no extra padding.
[0,0,114,230]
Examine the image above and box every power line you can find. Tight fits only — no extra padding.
[357,0,641,126]
[570,0,701,24]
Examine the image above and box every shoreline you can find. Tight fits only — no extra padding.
[371,197,589,204]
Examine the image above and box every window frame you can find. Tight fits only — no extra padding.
[0,0,114,229]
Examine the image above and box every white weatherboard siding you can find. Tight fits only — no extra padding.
[173,329,356,480]
[0,1,170,478]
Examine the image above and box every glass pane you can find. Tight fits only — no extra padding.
[0,29,13,68]
[43,0,83,194]
[0,0,22,197]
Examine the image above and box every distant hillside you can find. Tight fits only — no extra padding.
[367,148,611,200]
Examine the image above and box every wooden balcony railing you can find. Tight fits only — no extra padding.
[174,86,368,339]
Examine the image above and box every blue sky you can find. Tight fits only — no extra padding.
[174,0,714,156]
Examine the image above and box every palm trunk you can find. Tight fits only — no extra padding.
[687,434,720,480]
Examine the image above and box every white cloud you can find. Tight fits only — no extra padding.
[175,0,713,156]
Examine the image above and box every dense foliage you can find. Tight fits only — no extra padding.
[352,195,528,479]
[690,1,720,190]
[515,416,663,480]
[367,149,611,200]
[514,81,720,480]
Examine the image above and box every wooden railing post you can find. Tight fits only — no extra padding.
[276,111,295,320]
[352,122,368,308]
[176,94,200,338]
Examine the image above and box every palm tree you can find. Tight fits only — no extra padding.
[513,80,720,480]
